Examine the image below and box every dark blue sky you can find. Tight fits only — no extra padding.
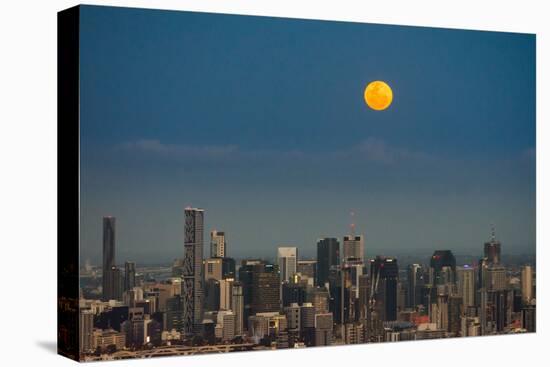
[79,5,535,265]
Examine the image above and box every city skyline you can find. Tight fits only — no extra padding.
[78,206,536,360]
[79,5,535,264]
[81,210,534,266]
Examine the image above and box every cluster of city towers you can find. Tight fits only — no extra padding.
[78,207,536,360]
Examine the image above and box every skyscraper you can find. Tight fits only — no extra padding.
[490,290,512,332]
[478,257,489,290]
[484,228,501,265]
[79,309,94,353]
[204,258,223,281]
[251,263,281,314]
[406,264,424,309]
[487,266,507,291]
[166,295,185,333]
[219,278,234,310]
[182,207,204,335]
[429,250,457,286]
[103,266,123,301]
[457,265,475,307]
[328,266,353,325]
[277,247,297,283]
[102,216,116,275]
[210,230,226,258]
[297,260,316,284]
[357,274,370,322]
[370,256,398,321]
[343,235,364,262]
[203,279,220,312]
[283,278,309,307]
[300,302,316,346]
[222,257,236,279]
[240,261,281,317]
[316,238,340,287]
[124,261,136,292]
[238,259,264,328]
[102,216,118,301]
[231,282,244,336]
[448,295,462,335]
[521,265,533,305]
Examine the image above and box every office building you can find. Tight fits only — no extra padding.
[328,266,353,324]
[297,260,316,284]
[487,266,507,291]
[182,207,204,335]
[204,258,223,281]
[216,310,236,341]
[210,230,226,258]
[222,257,236,279]
[307,286,330,314]
[521,265,534,305]
[124,261,136,292]
[247,312,287,341]
[231,282,244,336]
[102,216,121,301]
[102,216,116,278]
[282,280,308,307]
[203,279,220,312]
[344,323,365,344]
[79,309,94,353]
[300,302,316,346]
[357,274,370,322]
[277,247,298,283]
[370,256,398,321]
[219,278,234,310]
[92,329,126,352]
[284,303,301,331]
[121,307,146,347]
[343,235,364,262]
[314,313,333,346]
[245,263,281,315]
[448,295,462,335]
[484,228,501,265]
[251,263,281,314]
[316,238,340,287]
[406,264,424,309]
[238,259,264,327]
[457,265,475,307]
[429,250,457,286]
[490,290,512,332]
[521,305,536,332]
[165,295,185,333]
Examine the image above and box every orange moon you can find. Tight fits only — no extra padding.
[364,81,393,111]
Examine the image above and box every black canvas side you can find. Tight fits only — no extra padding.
[57,5,80,362]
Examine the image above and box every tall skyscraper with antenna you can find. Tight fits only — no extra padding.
[484,225,502,265]
[343,211,364,262]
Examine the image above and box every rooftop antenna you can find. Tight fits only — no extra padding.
[350,210,356,236]
[491,223,496,242]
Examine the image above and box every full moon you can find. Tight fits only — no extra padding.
[364,80,393,111]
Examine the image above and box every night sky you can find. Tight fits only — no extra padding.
[79,5,535,265]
